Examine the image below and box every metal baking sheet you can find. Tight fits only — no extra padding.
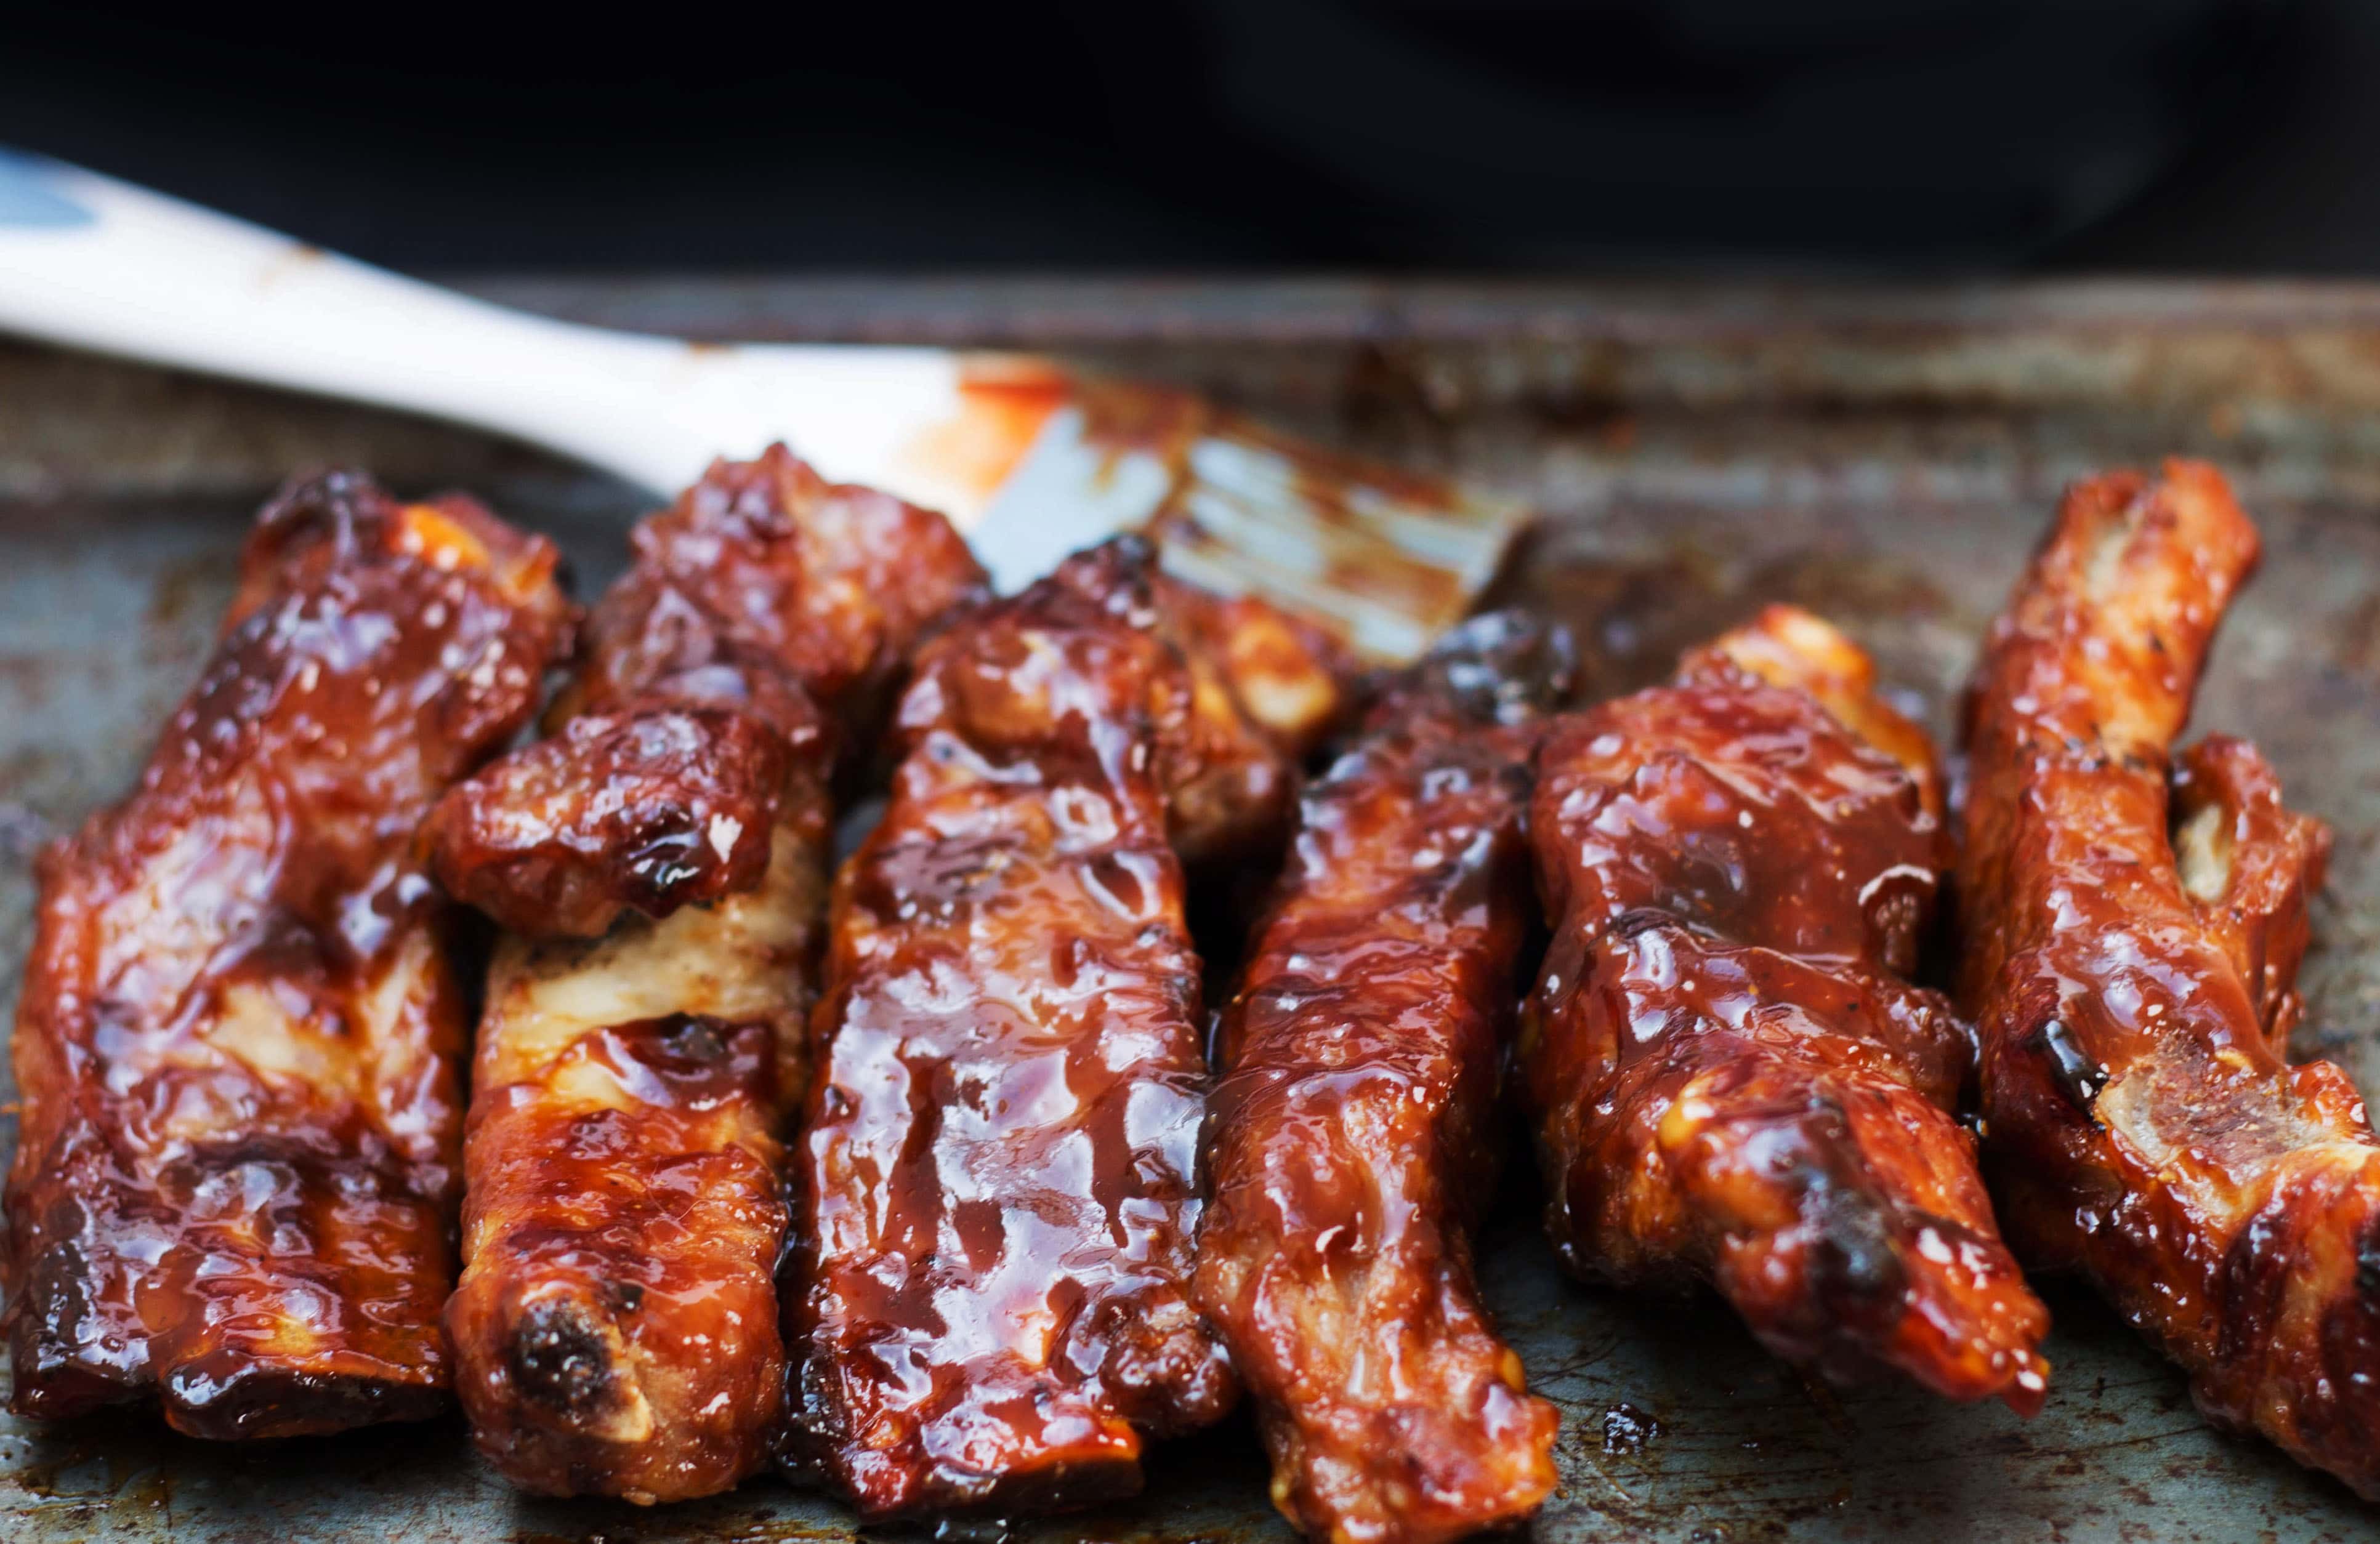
[3,280,2378,1543]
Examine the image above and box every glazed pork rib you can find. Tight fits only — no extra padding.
[4,472,568,1437]
[1957,460,2380,1495]
[785,536,1343,1519]
[1523,605,2051,1407]
[427,447,985,1503]
[1194,611,1571,1544]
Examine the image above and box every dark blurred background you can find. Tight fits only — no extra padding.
[4,0,2373,275]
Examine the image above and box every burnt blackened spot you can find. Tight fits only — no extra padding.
[2357,1232,2380,1296]
[1805,1173,1904,1305]
[1778,1097,1906,1305]
[2031,1018,2108,1112]
[1815,1205,1902,1301]
[1610,906,1677,943]
[602,1279,646,1316]
[1412,610,1580,724]
[655,1013,731,1066]
[10,1235,113,1385]
[508,1298,616,1418]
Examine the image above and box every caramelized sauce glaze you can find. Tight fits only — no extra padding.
[434,446,985,1502]
[4,470,568,1437]
[1194,612,1571,1544]
[786,537,1340,1519]
[1957,460,2380,1495]
[1523,605,2050,1409]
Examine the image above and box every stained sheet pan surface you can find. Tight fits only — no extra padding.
[1,280,2378,1543]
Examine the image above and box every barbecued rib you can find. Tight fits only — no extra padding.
[1194,611,1571,1544]
[1956,459,2380,1496]
[785,536,1344,1519]
[3,472,568,1438]
[428,446,986,1503]
[1522,604,2051,1408]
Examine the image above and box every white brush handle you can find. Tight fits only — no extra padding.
[0,149,963,496]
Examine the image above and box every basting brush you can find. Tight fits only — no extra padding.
[0,148,1522,660]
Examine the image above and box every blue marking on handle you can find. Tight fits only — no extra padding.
[0,149,95,229]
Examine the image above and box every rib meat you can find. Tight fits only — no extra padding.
[785,536,1343,1519]
[1523,605,2050,1407]
[1956,459,2379,1495]
[4,472,568,1437]
[1194,611,1571,1544]
[428,446,985,1502]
